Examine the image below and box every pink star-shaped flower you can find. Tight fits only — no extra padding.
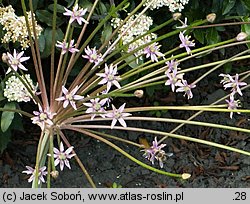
[63,4,88,25]
[6,49,30,74]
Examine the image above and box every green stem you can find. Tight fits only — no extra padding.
[20,0,45,106]
[58,130,96,188]
[121,39,236,81]
[125,105,250,113]
[73,116,250,135]
[0,108,33,118]
[192,49,250,85]
[32,131,44,188]
[70,125,250,156]
[113,19,207,69]
[28,0,49,108]
[87,129,143,148]
[63,0,100,86]
[47,156,51,188]
[65,126,184,179]
[50,0,58,105]
[67,0,130,91]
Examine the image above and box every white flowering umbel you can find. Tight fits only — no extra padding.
[143,0,190,12]
[4,75,37,102]
[0,5,42,49]
[111,14,160,59]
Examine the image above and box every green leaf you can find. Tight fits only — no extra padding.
[79,0,93,10]
[0,82,6,102]
[32,0,39,11]
[36,10,54,26]
[146,86,156,98]
[65,0,75,8]
[0,129,11,153]
[41,28,64,58]
[206,27,220,45]
[48,4,65,13]
[223,62,232,73]
[193,30,205,44]
[222,0,236,15]
[101,24,112,44]
[98,1,108,14]
[1,102,16,132]
[38,34,45,52]
[241,0,250,10]
[109,5,118,18]
[241,16,250,48]
[237,1,248,15]
[121,51,142,69]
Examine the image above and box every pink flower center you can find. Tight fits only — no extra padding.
[66,94,73,101]
[59,153,66,160]
[93,103,101,111]
[39,113,48,121]
[108,74,114,81]
[11,58,19,66]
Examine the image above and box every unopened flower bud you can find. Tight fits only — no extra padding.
[173,13,182,21]
[134,90,144,98]
[2,53,8,63]
[51,170,59,179]
[182,173,191,180]
[206,13,216,23]
[236,32,248,41]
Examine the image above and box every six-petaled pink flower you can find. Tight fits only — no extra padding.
[22,166,47,184]
[56,40,79,55]
[53,142,76,171]
[83,97,107,119]
[106,103,131,129]
[165,68,184,92]
[165,57,180,73]
[221,73,247,96]
[176,80,196,99]
[31,105,56,130]
[226,94,241,119]
[56,85,84,110]
[143,137,167,168]
[6,49,30,74]
[82,46,103,65]
[144,43,164,62]
[63,4,88,25]
[96,64,121,92]
[179,31,195,55]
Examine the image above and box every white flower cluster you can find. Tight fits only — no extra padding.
[0,5,42,49]
[143,0,190,12]
[4,74,37,102]
[111,14,157,58]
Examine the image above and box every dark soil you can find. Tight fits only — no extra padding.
[1,60,250,188]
